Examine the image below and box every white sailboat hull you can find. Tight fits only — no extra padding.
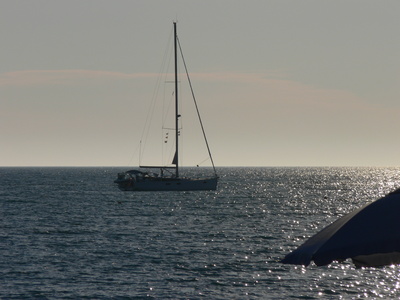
[115,176,218,191]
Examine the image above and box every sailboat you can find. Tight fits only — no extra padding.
[114,22,218,191]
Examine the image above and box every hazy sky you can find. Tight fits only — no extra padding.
[1,0,400,167]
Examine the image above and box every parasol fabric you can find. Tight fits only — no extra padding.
[281,189,400,267]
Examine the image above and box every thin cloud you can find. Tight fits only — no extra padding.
[191,71,287,83]
[0,70,156,87]
[191,71,369,112]
[0,68,377,114]
[0,69,286,87]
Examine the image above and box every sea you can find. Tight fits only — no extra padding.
[2,167,400,299]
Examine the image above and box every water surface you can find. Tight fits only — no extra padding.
[2,167,400,298]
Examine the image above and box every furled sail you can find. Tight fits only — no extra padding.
[172,152,178,165]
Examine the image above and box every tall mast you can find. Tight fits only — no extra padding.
[174,22,179,178]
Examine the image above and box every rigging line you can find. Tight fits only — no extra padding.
[140,27,174,163]
[177,36,217,177]
[163,128,176,166]
[162,90,175,129]
[197,157,211,166]
[162,54,174,126]
[162,79,176,165]
[128,141,141,166]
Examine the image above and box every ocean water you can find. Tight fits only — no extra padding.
[2,167,400,299]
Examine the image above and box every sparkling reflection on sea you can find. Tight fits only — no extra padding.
[2,167,400,299]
